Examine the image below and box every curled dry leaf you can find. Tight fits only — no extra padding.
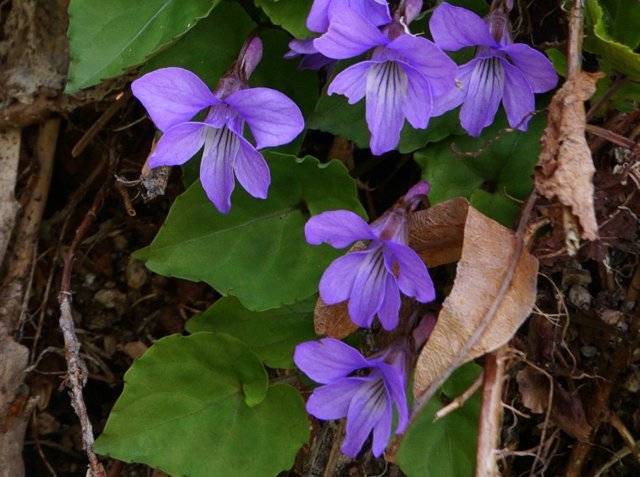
[410,198,538,401]
[516,366,591,440]
[314,299,358,338]
[535,71,605,242]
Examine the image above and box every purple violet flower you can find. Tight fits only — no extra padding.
[131,40,304,213]
[313,4,460,155]
[294,338,409,457]
[284,39,335,71]
[429,2,557,136]
[307,0,391,33]
[305,182,434,330]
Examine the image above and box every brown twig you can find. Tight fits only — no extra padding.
[72,92,131,158]
[607,412,640,466]
[586,76,630,121]
[56,159,113,477]
[566,0,584,79]
[585,124,636,150]
[475,346,507,477]
[434,372,484,421]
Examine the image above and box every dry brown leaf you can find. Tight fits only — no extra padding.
[314,298,358,338]
[516,366,548,414]
[517,366,591,440]
[535,71,604,241]
[409,197,467,267]
[411,199,538,400]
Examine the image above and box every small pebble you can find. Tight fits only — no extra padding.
[126,259,148,290]
[581,346,597,358]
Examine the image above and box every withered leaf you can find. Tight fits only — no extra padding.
[517,366,591,440]
[410,199,538,401]
[314,298,357,339]
[535,71,604,241]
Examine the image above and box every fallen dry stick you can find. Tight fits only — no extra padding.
[475,347,507,477]
[58,176,110,477]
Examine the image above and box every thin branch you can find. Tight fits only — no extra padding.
[434,373,484,421]
[475,346,507,477]
[566,0,584,78]
[57,152,115,477]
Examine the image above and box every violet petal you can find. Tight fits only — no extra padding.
[305,210,376,248]
[348,248,387,327]
[224,87,304,149]
[500,58,535,130]
[131,67,220,133]
[294,338,371,384]
[233,136,270,199]
[306,377,367,420]
[366,61,407,155]
[327,61,374,104]
[502,43,558,93]
[342,376,387,457]
[314,4,388,59]
[459,57,505,137]
[148,122,206,168]
[371,395,393,457]
[319,251,368,304]
[200,127,238,214]
[379,362,409,433]
[377,274,401,331]
[383,241,435,303]
[401,63,433,130]
[429,2,496,51]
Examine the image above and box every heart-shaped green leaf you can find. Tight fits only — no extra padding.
[95,333,308,477]
[187,295,317,368]
[66,0,219,92]
[397,363,481,477]
[586,0,640,80]
[135,152,365,311]
[142,2,255,88]
[254,0,313,39]
[414,113,546,226]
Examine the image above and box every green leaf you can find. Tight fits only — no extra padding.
[396,363,481,477]
[66,0,219,92]
[308,91,370,149]
[599,0,640,48]
[135,152,365,311]
[255,0,313,39]
[142,2,256,88]
[414,112,546,227]
[308,78,463,153]
[399,110,465,153]
[95,333,308,477]
[187,295,317,368]
[546,47,567,77]
[586,0,640,80]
